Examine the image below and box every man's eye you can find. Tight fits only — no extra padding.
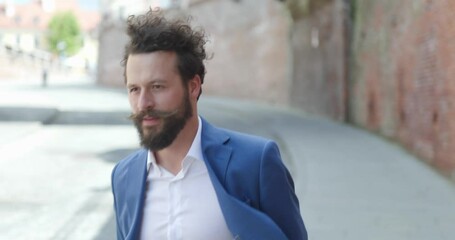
[129,87,138,93]
[152,85,163,89]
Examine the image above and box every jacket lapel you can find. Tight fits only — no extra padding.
[124,149,148,240]
[200,118,287,240]
[201,118,232,185]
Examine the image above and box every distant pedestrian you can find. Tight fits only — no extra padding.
[41,67,48,88]
[111,9,308,240]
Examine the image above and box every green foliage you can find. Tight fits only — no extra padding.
[47,11,82,57]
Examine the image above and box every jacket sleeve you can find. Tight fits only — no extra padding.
[259,141,308,240]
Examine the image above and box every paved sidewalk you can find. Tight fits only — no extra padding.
[1,78,455,240]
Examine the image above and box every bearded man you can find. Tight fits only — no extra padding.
[111,9,308,240]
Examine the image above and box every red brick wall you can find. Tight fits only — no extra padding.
[350,0,455,175]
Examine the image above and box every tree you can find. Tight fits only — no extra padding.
[47,11,82,57]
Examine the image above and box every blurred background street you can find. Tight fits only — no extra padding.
[1,0,455,240]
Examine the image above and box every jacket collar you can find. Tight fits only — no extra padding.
[200,117,232,185]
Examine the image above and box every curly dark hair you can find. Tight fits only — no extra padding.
[122,9,208,98]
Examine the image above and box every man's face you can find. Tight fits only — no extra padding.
[126,51,193,151]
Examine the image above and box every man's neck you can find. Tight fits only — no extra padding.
[154,115,199,175]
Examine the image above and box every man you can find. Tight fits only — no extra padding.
[111,9,308,240]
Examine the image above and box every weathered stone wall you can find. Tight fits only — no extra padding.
[288,0,348,120]
[97,0,291,105]
[178,0,291,105]
[350,0,455,176]
[97,16,129,87]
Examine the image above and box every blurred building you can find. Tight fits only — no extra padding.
[0,0,100,76]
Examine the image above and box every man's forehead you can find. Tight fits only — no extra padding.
[126,51,178,71]
[125,51,181,85]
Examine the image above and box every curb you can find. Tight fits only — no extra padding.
[0,107,132,125]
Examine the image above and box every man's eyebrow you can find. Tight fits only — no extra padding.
[126,83,137,88]
[149,79,166,83]
[146,80,167,86]
[126,79,166,87]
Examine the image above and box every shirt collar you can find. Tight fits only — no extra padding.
[146,116,203,172]
[187,116,203,162]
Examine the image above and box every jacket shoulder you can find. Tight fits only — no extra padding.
[219,127,273,148]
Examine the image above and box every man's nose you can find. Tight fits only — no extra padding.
[138,92,155,112]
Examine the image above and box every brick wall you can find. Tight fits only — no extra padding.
[180,0,291,105]
[350,0,455,176]
[289,0,348,120]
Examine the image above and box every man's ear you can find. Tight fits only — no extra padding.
[188,75,202,99]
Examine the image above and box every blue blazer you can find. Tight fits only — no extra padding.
[111,118,307,240]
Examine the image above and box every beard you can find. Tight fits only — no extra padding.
[129,92,193,151]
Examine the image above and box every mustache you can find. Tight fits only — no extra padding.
[128,109,179,121]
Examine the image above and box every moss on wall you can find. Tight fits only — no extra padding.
[285,0,333,20]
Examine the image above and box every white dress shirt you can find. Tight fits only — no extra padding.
[139,117,233,240]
